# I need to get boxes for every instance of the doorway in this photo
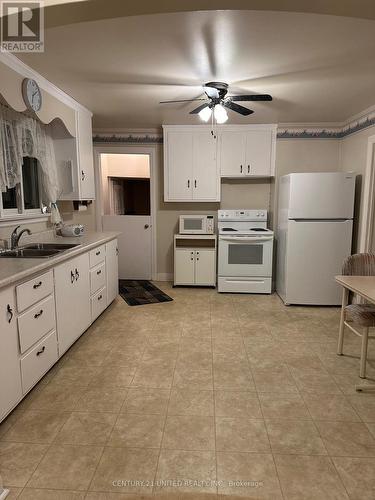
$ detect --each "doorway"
[94,147,157,280]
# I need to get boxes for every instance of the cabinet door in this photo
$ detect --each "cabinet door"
[55,253,91,355]
[219,130,246,177]
[192,131,219,201]
[106,239,119,304]
[174,249,195,285]
[165,131,193,201]
[195,249,216,286]
[77,109,95,199]
[245,129,273,176]
[0,287,22,421]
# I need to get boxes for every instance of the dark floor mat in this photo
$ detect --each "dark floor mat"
[119,280,173,306]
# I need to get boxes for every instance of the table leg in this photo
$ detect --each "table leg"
[337,287,348,355]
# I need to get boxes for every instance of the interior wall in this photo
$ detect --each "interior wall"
[339,125,375,252]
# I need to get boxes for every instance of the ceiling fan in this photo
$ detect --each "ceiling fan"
[160,81,272,123]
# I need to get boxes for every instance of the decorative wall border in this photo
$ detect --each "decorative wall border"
[93,109,375,143]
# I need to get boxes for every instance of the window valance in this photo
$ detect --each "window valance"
[0,104,60,203]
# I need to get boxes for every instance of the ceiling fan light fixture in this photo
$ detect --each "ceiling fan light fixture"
[214,104,228,124]
[198,106,212,122]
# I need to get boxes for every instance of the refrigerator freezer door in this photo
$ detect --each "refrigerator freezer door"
[285,219,353,305]
[288,172,355,220]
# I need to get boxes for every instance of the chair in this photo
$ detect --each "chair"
[337,253,375,378]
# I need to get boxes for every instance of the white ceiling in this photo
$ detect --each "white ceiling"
[18,10,375,129]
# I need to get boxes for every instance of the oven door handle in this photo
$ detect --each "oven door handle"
[219,236,273,242]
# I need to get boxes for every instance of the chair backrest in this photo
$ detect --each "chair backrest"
[342,253,375,276]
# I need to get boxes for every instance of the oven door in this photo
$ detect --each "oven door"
[218,235,273,277]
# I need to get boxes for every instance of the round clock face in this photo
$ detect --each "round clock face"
[22,78,42,112]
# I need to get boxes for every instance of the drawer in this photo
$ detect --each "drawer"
[90,262,106,295]
[91,286,107,322]
[18,295,56,354]
[16,270,54,313]
[89,245,105,268]
[21,330,58,394]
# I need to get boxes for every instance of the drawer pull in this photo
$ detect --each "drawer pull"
[71,270,75,283]
[98,294,103,301]
[34,309,43,319]
[36,346,45,356]
[96,269,102,275]
[95,250,101,256]
[7,304,13,323]
[81,170,86,181]
[75,268,80,280]
[33,281,42,289]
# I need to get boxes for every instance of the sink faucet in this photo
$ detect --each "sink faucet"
[10,226,32,250]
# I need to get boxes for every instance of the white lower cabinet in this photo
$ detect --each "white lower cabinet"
[20,330,58,394]
[174,235,217,287]
[0,238,119,423]
[0,287,22,421]
[106,238,119,304]
[54,252,91,355]
[194,249,216,285]
[175,249,196,285]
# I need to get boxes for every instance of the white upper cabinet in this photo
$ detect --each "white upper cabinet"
[219,125,277,178]
[163,126,220,202]
[165,130,193,201]
[77,108,95,200]
[55,108,95,201]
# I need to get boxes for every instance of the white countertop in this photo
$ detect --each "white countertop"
[0,231,119,289]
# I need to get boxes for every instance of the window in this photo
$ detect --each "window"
[0,157,45,217]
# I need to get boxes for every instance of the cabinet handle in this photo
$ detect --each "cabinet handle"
[75,268,80,280]
[71,271,75,283]
[36,346,45,356]
[194,179,197,188]
[96,269,102,275]
[81,170,86,181]
[116,247,119,256]
[33,281,42,289]
[95,250,100,256]
[34,309,43,319]
[7,304,13,323]
[248,165,250,174]
[98,294,103,301]
[240,165,243,173]
[187,180,190,188]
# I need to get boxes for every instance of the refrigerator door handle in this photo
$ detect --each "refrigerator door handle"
[290,219,352,223]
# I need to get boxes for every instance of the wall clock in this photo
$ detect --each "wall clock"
[22,78,42,112]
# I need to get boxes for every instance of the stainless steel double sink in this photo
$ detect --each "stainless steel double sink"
[0,242,80,258]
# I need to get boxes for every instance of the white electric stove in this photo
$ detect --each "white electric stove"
[217,209,274,293]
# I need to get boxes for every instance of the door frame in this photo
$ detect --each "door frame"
[359,134,375,253]
[93,144,157,281]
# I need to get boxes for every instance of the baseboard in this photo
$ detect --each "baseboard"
[153,273,173,282]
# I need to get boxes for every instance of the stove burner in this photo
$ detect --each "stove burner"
[222,227,237,231]
[249,227,268,232]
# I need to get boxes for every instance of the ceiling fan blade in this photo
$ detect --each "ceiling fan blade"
[229,94,273,102]
[160,98,206,104]
[190,103,210,115]
[203,86,220,99]
[224,101,253,116]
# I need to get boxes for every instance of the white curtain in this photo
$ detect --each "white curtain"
[0,104,60,203]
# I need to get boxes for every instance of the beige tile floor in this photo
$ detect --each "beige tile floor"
[1,283,375,499]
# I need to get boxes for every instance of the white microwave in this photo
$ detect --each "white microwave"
[179,215,215,234]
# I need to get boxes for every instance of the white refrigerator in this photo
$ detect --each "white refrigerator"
[276,172,355,305]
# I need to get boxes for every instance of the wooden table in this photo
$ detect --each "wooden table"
[335,275,375,392]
